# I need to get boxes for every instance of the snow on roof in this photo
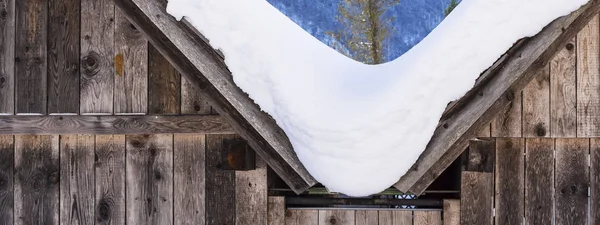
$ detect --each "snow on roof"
[166,0,587,196]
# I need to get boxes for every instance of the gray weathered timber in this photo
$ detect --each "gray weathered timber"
[355,211,378,225]
[377,211,392,225]
[205,134,236,225]
[114,11,148,115]
[60,135,95,225]
[550,39,577,137]
[577,15,600,137]
[524,138,554,225]
[286,210,318,225]
[112,0,316,193]
[555,139,589,225]
[173,134,205,225]
[460,171,493,225]
[0,0,14,114]
[48,0,80,114]
[392,211,412,225]
[95,135,125,225]
[523,65,550,137]
[443,200,460,225]
[149,45,180,115]
[0,115,233,134]
[80,0,114,114]
[267,197,285,225]
[126,134,173,225]
[15,0,47,114]
[181,76,212,115]
[0,135,13,225]
[236,158,268,225]
[494,138,524,225]
[591,138,600,225]
[466,138,495,173]
[395,1,600,194]
[318,210,355,225]
[491,92,522,137]
[414,211,441,225]
[14,135,59,225]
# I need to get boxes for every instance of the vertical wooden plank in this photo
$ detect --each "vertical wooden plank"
[414,211,442,225]
[377,211,391,225]
[477,124,491,137]
[48,0,80,114]
[443,200,460,225]
[555,138,589,225]
[181,77,212,115]
[491,92,522,137]
[14,135,59,225]
[0,0,14,114]
[460,172,493,225]
[236,157,268,225]
[205,134,236,225]
[318,210,355,225]
[267,197,285,225]
[285,210,318,225]
[591,138,600,225]
[551,39,577,137]
[80,0,114,114]
[149,45,180,115]
[392,211,412,225]
[523,65,551,137]
[126,134,173,225]
[355,211,378,225]
[494,138,524,225]
[59,135,95,225]
[15,0,47,114]
[0,135,13,225]
[577,15,600,137]
[114,12,147,115]
[524,138,554,225]
[173,134,205,225]
[466,139,495,173]
[95,135,125,225]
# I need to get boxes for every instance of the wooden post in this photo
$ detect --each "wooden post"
[495,138,524,225]
[525,138,554,224]
[461,138,494,225]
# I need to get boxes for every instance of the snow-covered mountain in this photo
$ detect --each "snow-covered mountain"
[267,0,460,62]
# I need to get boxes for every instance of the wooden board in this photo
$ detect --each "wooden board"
[318,210,355,225]
[494,138,524,225]
[524,138,554,225]
[286,210,318,225]
[555,138,589,225]
[267,197,285,225]
[95,135,126,225]
[0,0,14,114]
[443,200,460,225]
[181,76,212,115]
[126,134,173,225]
[0,135,13,225]
[392,211,412,225]
[149,45,180,115]
[414,211,441,225]
[173,134,205,225]
[48,0,80,114]
[523,65,551,137]
[80,0,114,114]
[577,15,600,137]
[15,0,47,114]
[550,39,577,137]
[466,138,495,173]
[460,171,493,225]
[356,211,378,225]
[59,135,95,225]
[236,157,268,225]
[14,135,59,225]
[591,138,600,225]
[491,92,522,137]
[205,134,236,225]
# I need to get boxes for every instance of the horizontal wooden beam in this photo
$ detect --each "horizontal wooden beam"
[394,0,600,195]
[0,115,233,134]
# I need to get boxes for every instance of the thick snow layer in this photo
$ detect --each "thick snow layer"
[167,0,587,196]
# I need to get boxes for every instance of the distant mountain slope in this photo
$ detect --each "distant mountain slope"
[267,0,460,62]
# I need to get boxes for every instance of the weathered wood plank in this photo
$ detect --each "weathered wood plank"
[414,211,441,225]
[236,157,268,225]
[460,171,493,225]
[173,134,205,225]
[494,138,524,225]
[577,15,600,137]
[14,135,59,225]
[15,0,47,114]
[206,134,236,225]
[555,138,589,225]
[551,39,577,137]
[524,138,554,225]
[285,210,318,225]
[355,211,378,225]
[114,11,148,115]
[491,92,522,137]
[59,135,95,225]
[523,65,551,137]
[149,45,180,115]
[466,138,495,173]
[267,197,285,225]
[0,0,14,114]
[0,135,13,225]
[443,200,459,225]
[48,0,80,114]
[318,210,355,225]
[181,76,212,115]
[0,115,234,135]
[392,211,412,225]
[591,138,600,225]
[396,1,600,194]
[80,0,114,114]
[95,135,125,225]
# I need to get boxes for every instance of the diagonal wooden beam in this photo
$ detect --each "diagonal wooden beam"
[112,0,316,193]
[395,0,600,195]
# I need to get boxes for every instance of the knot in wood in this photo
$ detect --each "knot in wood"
[566,43,575,51]
[48,171,60,184]
[534,123,547,137]
[329,216,337,224]
[0,9,6,18]
[97,197,113,221]
[0,76,5,88]
[82,52,100,76]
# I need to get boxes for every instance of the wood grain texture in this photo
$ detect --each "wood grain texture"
[114,11,147,114]
[318,210,355,225]
[59,135,95,225]
[267,197,285,225]
[285,210,318,225]
[523,65,551,137]
[443,200,459,225]
[236,157,268,225]
[466,138,495,173]
[356,211,378,225]
[491,92,522,137]
[14,135,59,225]
[173,134,205,225]
[413,211,441,225]
[205,134,236,225]
[15,0,47,114]
[181,76,211,115]
[525,138,554,225]
[0,115,234,135]
[555,138,589,225]
[80,0,114,114]
[48,0,80,114]
[376,211,390,225]
[461,171,493,225]
[149,45,180,115]
[494,138,524,225]
[126,134,173,225]
[0,135,13,225]
[578,15,600,137]
[591,138,600,225]
[392,211,412,225]
[95,135,125,225]
[551,39,577,137]
[0,0,14,114]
